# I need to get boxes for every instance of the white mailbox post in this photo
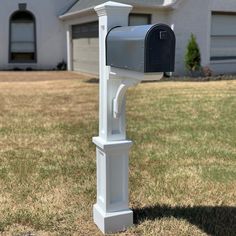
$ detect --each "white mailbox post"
[93,1,136,234]
[93,1,175,234]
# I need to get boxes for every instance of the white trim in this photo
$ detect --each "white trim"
[93,137,132,152]
[59,7,95,21]
[66,25,72,71]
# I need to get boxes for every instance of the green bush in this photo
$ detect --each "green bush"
[185,34,201,73]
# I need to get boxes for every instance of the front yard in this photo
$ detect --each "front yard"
[0,72,235,235]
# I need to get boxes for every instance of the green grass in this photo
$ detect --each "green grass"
[0,73,235,235]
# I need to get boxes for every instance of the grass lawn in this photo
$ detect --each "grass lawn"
[0,72,235,235]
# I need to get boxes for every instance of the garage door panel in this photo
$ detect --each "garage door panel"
[211,13,236,60]
[73,38,98,49]
[72,22,99,75]
[211,47,236,58]
[73,38,99,44]
[212,14,236,35]
[73,50,98,60]
[73,40,98,58]
[72,38,99,74]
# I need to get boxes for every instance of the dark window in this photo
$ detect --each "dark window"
[9,10,36,63]
[129,14,151,26]
[72,21,99,39]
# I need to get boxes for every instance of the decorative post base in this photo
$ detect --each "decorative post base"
[92,137,133,234]
[93,204,133,234]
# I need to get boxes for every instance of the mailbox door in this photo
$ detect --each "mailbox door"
[145,25,175,73]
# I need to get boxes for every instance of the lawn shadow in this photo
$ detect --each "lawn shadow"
[134,204,236,236]
[84,78,99,84]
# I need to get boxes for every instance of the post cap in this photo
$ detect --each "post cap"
[94,1,133,16]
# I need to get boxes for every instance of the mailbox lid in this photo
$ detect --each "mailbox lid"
[106,25,154,72]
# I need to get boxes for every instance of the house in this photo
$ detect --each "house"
[61,0,236,76]
[1,0,236,75]
[0,0,78,70]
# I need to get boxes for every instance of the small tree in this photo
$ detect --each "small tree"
[185,34,201,74]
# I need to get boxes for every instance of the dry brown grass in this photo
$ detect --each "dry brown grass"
[0,72,235,235]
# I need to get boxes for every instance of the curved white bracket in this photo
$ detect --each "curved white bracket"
[113,78,139,118]
[110,67,164,119]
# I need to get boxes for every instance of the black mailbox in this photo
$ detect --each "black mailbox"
[106,24,175,73]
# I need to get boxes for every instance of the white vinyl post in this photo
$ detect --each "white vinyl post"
[66,25,72,71]
[93,1,133,234]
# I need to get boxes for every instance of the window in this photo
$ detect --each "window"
[211,12,236,61]
[72,21,99,39]
[129,14,151,26]
[9,10,36,62]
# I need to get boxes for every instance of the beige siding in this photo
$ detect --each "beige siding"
[72,38,99,75]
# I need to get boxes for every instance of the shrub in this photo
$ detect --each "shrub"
[202,66,213,77]
[57,60,67,70]
[185,34,201,74]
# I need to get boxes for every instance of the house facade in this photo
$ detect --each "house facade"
[1,0,236,75]
[61,0,236,76]
[0,0,75,70]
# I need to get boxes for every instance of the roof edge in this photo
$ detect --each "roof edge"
[163,0,182,8]
[59,0,183,21]
[59,7,94,21]
[60,0,80,16]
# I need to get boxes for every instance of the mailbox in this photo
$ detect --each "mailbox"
[106,24,175,73]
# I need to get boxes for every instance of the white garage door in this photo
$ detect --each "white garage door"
[211,13,236,60]
[72,21,99,75]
